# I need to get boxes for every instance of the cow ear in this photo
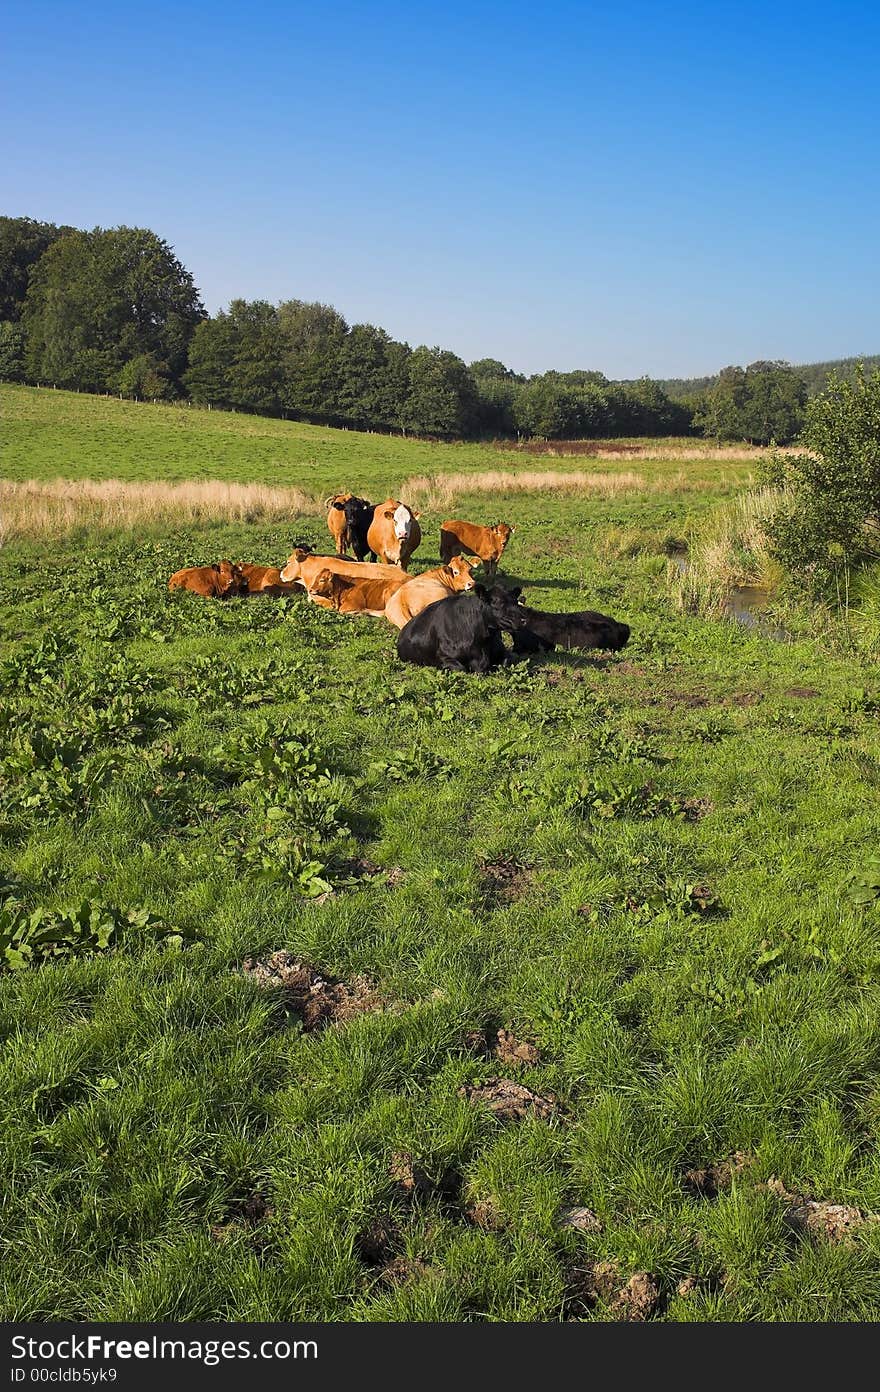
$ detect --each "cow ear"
[294,547,310,561]
[332,500,345,510]
[212,563,221,573]
[413,510,421,519]
[467,556,481,567]
[510,586,522,598]
[384,509,394,519]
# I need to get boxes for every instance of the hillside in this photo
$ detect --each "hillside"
[653,354,880,401]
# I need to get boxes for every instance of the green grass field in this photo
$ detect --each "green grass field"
[3,386,880,1322]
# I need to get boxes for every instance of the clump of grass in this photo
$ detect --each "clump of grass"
[0,479,317,542]
[598,526,687,560]
[670,487,786,614]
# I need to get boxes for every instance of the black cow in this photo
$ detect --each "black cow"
[342,496,376,561]
[397,588,508,672]
[487,586,630,652]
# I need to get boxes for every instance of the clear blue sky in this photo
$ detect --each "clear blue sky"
[3,0,879,378]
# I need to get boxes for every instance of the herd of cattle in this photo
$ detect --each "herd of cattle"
[167,493,630,672]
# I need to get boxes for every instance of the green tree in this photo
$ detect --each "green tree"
[513,373,583,438]
[405,346,478,436]
[278,300,347,418]
[116,352,174,400]
[22,226,204,392]
[0,216,74,322]
[695,362,805,443]
[0,321,26,380]
[765,365,880,597]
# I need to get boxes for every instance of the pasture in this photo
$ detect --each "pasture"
[3,386,880,1321]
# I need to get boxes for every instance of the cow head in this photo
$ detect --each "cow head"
[343,496,373,529]
[441,555,479,591]
[279,546,314,584]
[214,559,247,597]
[492,523,515,549]
[307,567,345,607]
[486,585,532,633]
[328,492,353,510]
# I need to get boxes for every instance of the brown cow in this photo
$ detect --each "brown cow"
[367,499,422,569]
[237,563,300,597]
[168,560,248,598]
[280,548,405,591]
[326,493,354,555]
[440,519,515,580]
[383,556,479,629]
[307,567,408,616]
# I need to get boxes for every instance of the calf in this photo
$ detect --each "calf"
[397,588,508,673]
[168,561,247,598]
[487,586,630,652]
[383,556,479,629]
[367,499,422,569]
[307,567,408,616]
[326,493,354,555]
[440,519,515,580]
[280,548,405,591]
[237,563,300,597]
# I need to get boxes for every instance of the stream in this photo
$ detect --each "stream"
[670,555,789,641]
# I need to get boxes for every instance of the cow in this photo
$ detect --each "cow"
[306,567,408,616]
[383,556,480,629]
[486,586,630,652]
[236,563,300,597]
[326,493,354,555]
[341,495,376,561]
[168,561,248,598]
[280,547,405,592]
[440,519,515,580]
[397,587,508,673]
[367,499,422,569]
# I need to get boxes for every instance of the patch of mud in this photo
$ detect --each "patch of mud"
[727,691,764,708]
[684,1151,753,1199]
[492,1027,541,1067]
[659,690,713,709]
[564,1261,660,1321]
[767,1177,878,1243]
[210,1190,273,1244]
[355,1214,401,1266]
[680,796,714,822]
[389,1151,461,1202]
[785,687,820,699]
[458,1077,557,1122]
[379,1255,433,1285]
[465,1196,505,1231]
[612,661,646,676]
[676,1275,702,1299]
[556,1206,603,1234]
[334,857,406,888]
[241,951,381,1031]
[477,856,533,909]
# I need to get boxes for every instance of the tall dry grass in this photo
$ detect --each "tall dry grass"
[670,486,786,614]
[0,479,317,543]
[399,468,717,511]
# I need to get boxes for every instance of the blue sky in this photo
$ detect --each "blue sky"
[3,0,879,377]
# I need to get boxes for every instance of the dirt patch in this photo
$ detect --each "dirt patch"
[680,796,714,822]
[492,1027,541,1067]
[458,1077,557,1122]
[379,1255,433,1285]
[684,1151,753,1198]
[564,1261,659,1320]
[389,1151,461,1202]
[612,660,646,676]
[727,691,764,707]
[334,856,406,887]
[477,856,533,909]
[355,1214,401,1266]
[785,687,820,699]
[210,1190,272,1244]
[556,1206,602,1234]
[241,951,381,1031]
[465,1196,505,1231]
[767,1177,878,1243]
[660,690,713,709]
[676,1275,702,1299]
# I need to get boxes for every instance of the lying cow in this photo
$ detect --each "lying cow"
[326,493,354,555]
[367,499,421,569]
[307,567,408,616]
[237,563,300,597]
[397,587,507,673]
[487,586,630,651]
[280,547,405,592]
[383,556,479,629]
[168,561,248,598]
[440,519,515,580]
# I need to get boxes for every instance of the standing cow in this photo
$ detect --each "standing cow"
[326,493,354,555]
[440,519,515,580]
[367,499,422,569]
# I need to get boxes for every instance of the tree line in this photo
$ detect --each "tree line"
[0,214,845,444]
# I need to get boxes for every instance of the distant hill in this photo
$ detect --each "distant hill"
[647,355,880,401]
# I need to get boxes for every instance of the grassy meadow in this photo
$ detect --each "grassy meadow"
[3,385,880,1322]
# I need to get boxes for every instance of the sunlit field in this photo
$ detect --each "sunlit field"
[3,387,880,1322]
